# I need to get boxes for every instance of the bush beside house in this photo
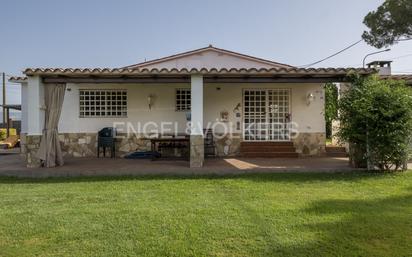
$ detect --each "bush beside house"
[338,74,412,171]
[0,130,5,141]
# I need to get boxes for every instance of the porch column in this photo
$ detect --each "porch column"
[20,82,29,135]
[25,76,45,167]
[27,76,45,136]
[190,74,204,168]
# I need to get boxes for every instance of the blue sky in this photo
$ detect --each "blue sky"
[1,0,411,105]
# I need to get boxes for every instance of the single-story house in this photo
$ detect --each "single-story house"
[10,45,374,168]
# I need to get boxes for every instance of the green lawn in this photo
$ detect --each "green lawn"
[0,172,411,257]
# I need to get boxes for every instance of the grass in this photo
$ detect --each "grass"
[0,172,411,257]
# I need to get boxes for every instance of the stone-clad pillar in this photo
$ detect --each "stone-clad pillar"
[190,75,204,168]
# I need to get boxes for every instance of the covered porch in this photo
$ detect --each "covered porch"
[14,67,373,168]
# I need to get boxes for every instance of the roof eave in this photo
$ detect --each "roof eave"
[8,76,27,83]
[23,67,376,77]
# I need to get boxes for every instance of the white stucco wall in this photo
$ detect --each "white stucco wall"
[138,50,277,70]
[190,75,204,135]
[203,83,325,134]
[27,76,45,135]
[59,83,190,134]
[58,83,325,135]
[20,82,28,134]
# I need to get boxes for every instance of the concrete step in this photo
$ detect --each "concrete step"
[240,146,297,153]
[240,142,298,157]
[241,141,294,147]
[241,152,299,158]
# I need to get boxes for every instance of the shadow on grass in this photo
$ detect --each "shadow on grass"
[0,170,410,256]
[265,190,412,256]
[0,171,407,184]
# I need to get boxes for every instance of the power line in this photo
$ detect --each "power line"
[390,53,412,60]
[346,53,412,67]
[298,36,411,68]
[298,39,363,68]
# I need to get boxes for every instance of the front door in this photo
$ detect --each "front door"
[243,89,291,141]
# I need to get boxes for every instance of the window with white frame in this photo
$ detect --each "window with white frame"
[79,89,127,117]
[175,88,191,111]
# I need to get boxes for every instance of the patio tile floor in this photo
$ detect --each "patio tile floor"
[0,153,364,178]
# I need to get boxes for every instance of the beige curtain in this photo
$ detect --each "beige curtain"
[37,84,66,167]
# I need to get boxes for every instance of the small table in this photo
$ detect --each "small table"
[150,137,190,161]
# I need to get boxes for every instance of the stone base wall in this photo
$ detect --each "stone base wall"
[20,133,27,156]
[24,132,325,167]
[59,133,152,158]
[214,133,241,157]
[26,132,241,163]
[25,135,42,168]
[59,132,242,158]
[292,132,326,156]
[59,133,97,157]
[190,135,204,168]
[213,133,326,157]
[116,134,152,156]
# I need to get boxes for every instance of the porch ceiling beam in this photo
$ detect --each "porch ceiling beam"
[204,76,347,83]
[43,76,192,84]
[42,76,348,84]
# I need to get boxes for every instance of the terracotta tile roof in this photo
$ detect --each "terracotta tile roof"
[23,67,375,76]
[380,74,412,82]
[8,76,27,83]
[16,69,412,85]
[0,104,21,111]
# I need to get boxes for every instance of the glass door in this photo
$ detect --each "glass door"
[267,89,290,141]
[243,89,290,141]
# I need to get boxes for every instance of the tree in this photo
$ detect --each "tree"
[362,0,412,48]
[338,74,412,171]
[324,83,338,139]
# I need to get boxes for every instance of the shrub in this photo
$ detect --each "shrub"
[338,74,412,171]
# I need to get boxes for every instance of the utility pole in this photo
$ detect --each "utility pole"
[2,72,5,125]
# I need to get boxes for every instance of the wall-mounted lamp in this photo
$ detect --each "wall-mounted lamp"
[147,94,155,110]
[307,92,315,106]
